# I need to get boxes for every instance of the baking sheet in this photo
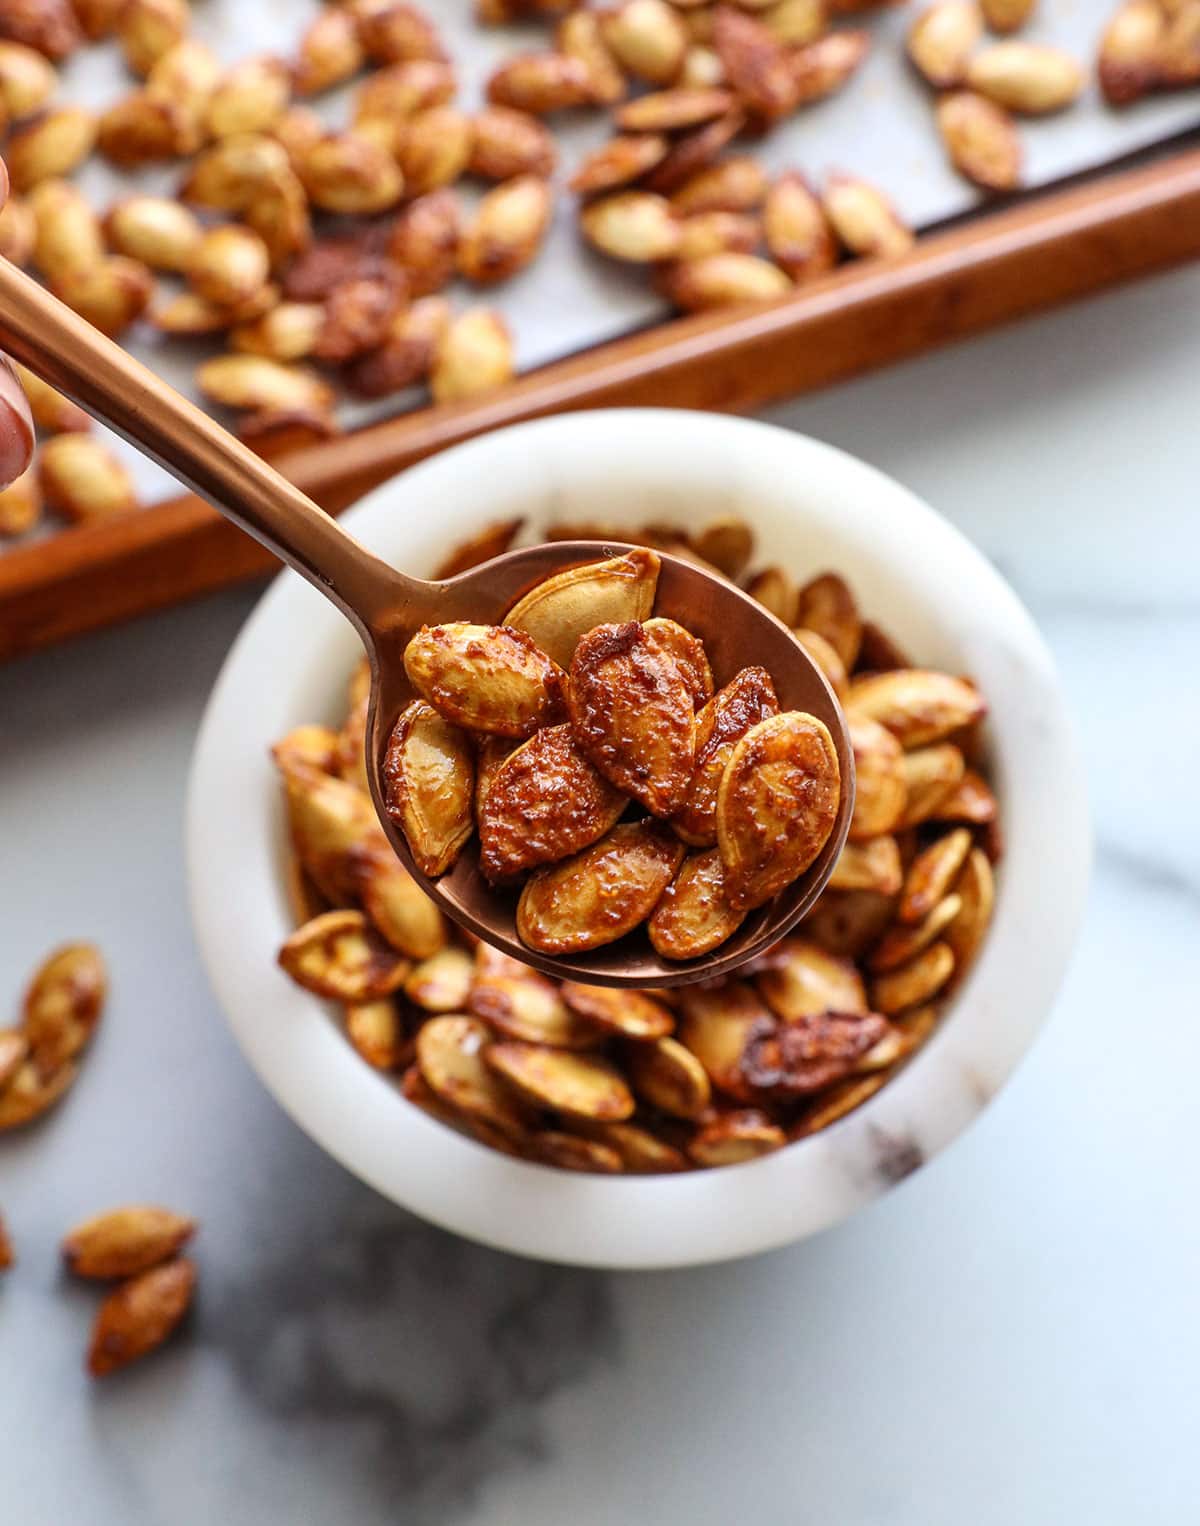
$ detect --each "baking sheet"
[23,0,1200,510]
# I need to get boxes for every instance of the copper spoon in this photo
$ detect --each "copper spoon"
[0,258,854,987]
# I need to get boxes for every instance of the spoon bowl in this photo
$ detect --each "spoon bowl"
[0,256,851,984]
[365,537,854,986]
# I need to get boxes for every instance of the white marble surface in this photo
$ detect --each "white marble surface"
[3,264,1199,1522]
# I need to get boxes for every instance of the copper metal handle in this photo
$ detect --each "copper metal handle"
[0,257,412,642]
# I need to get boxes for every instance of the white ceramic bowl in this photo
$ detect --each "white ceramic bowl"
[187,409,1089,1270]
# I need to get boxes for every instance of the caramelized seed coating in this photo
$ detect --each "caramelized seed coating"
[716,710,841,911]
[479,723,627,883]
[383,701,475,877]
[672,664,779,845]
[517,820,684,954]
[648,846,747,960]
[404,622,564,738]
[568,620,697,816]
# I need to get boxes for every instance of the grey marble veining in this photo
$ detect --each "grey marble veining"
[4,264,1200,1524]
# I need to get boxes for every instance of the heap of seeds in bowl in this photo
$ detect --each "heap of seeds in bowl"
[273,512,999,1174]
[383,547,843,958]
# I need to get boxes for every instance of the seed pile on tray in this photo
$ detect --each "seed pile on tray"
[381,549,843,958]
[273,512,1001,1173]
[0,0,1102,541]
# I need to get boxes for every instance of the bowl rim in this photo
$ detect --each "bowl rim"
[186,407,1091,1270]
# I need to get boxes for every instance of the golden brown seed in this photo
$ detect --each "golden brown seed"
[899,827,973,924]
[897,743,966,827]
[693,514,754,578]
[763,172,837,283]
[187,225,271,307]
[717,710,841,911]
[790,28,871,103]
[688,1110,786,1167]
[712,3,800,119]
[396,106,474,197]
[643,617,714,705]
[479,724,627,883]
[388,189,460,298]
[937,90,1022,191]
[763,0,828,45]
[748,563,802,619]
[870,892,963,972]
[802,886,898,959]
[470,106,557,181]
[670,154,768,214]
[344,999,408,1070]
[293,8,364,96]
[823,174,914,259]
[118,0,188,78]
[470,956,599,1049]
[568,620,697,816]
[404,621,564,738]
[415,1015,530,1134]
[404,945,474,1013]
[0,192,35,265]
[6,106,96,191]
[0,0,81,59]
[278,763,383,903]
[756,935,865,1019]
[22,941,106,1074]
[661,251,792,310]
[87,1259,196,1378]
[383,700,475,877]
[1098,0,1164,105]
[180,133,293,211]
[1,1029,31,1090]
[944,844,994,980]
[430,308,514,403]
[63,1207,196,1281]
[649,847,748,960]
[486,1043,636,1121]
[506,549,660,670]
[15,364,88,432]
[104,196,201,272]
[0,1059,79,1131]
[676,981,772,1100]
[151,287,273,337]
[145,38,220,154]
[870,940,955,1014]
[300,133,405,215]
[580,190,681,262]
[532,1131,623,1172]
[980,0,1035,32]
[206,56,291,140]
[965,41,1083,113]
[673,665,780,846]
[569,134,669,195]
[278,909,410,1001]
[907,0,984,88]
[58,253,151,337]
[560,982,675,1040]
[96,90,182,167]
[828,834,903,895]
[789,1072,887,1137]
[486,50,595,114]
[28,179,103,282]
[846,669,987,747]
[796,570,861,669]
[352,58,455,141]
[231,301,323,361]
[38,434,138,522]
[628,1034,713,1118]
[571,1119,688,1173]
[556,9,626,104]
[272,724,340,779]
[345,292,450,398]
[354,0,448,67]
[602,0,688,85]
[848,717,908,841]
[0,465,41,536]
[517,820,685,955]
[0,38,57,117]
[793,628,848,700]
[196,355,333,414]
[615,85,734,131]
[458,173,553,285]
[933,768,997,824]
[359,857,447,959]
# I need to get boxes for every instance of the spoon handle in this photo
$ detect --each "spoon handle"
[0,257,413,643]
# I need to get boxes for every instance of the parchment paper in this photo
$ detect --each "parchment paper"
[33,0,1200,507]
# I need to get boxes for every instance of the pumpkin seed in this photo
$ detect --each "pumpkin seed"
[907,0,983,88]
[383,700,475,878]
[359,855,447,959]
[405,621,564,738]
[828,835,903,895]
[756,936,866,1021]
[404,945,474,1012]
[345,999,410,1070]
[898,827,973,923]
[560,981,675,1040]
[870,940,955,1014]
[688,1109,786,1167]
[648,847,747,960]
[626,1034,712,1117]
[63,1206,196,1280]
[505,548,660,669]
[469,964,599,1048]
[846,669,987,747]
[945,846,995,981]
[870,892,963,972]
[485,1042,635,1119]
[673,665,779,846]
[278,910,410,1001]
[87,1259,196,1378]
[677,980,773,1100]
[22,941,106,1075]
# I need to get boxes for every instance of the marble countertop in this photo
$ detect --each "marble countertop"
[3,264,1198,1525]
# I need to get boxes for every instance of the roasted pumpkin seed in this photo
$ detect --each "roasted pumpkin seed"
[898,827,973,923]
[278,910,410,1001]
[673,665,779,846]
[62,1206,196,1281]
[688,1110,786,1167]
[383,700,475,877]
[87,1259,196,1378]
[486,1042,635,1119]
[648,847,747,960]
[505,548,660,669]
[560,981,675,1040]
